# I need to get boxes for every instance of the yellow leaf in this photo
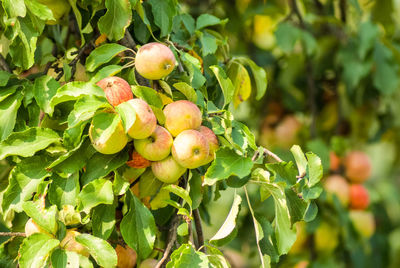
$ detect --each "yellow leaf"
[228,62,252,108]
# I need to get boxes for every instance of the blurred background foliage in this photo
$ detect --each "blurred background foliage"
[181,0,400,267]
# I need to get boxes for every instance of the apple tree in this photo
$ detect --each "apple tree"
[0,0,324,267]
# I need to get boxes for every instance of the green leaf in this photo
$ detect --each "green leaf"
[48,173,80,209]
[98,0,132,41]
[358,20,379,59]
[131,85,163,108]
[2,155,52,214]
[265,162,297,186]
[188,170,202,210]
[51,249,80,268]
[2,0,26,18]
[33,75,60,115]
[204,245,231,268]
[75,234,117,268]
[290,145,307,177]
[199,32,218,56]
[209,65,235,107]
[113,171,130,196]
[196,14,227,30]
[78,178,114,213]
[24,0,55,21]
[0,85,18,103]
[210,193,241,243]
[158,80,173,96]
[22,202,58,235]
[167,244,209,268]
[86,44,127,72]
[68,95,110,128]
[204,148,253,185]
[177,222,189,236]
[275,23,301,53]
[0,93,23,141]
[0,71,13,87]
[373,41,399,95]
[139,170,163,198]
[162,184,192,209]
[305,152,323,187]
[115,101,137,133]
[148,0,177,37]
[19,233,59,268]
[49,82,106,116]
[0,127,60,160]
[120,191,156,259]
[285,188,307,226]
[235,57,267,100]
[173,82,197,103]
[90,65,124,83]
[92,202,116,240]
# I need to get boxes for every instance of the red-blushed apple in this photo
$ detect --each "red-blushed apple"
[25,218,49,237]
[89,112,128,154]
[116,244,137,268]
[152,156,187,183]
[349,210,375,238]
[135,43,176,80]
[314,221,339,252]
[123,99,157,139]
[126,151,151,169]
[323,175,350,206]
[134,125,173,161]
[345,151,372,183]
[163,100,202,137]
[198,126,219,164]
[329,151,341,171]
[172,129,209,169]
[96,76,133,106]
[139,259,158,268]
[349,184,370,210]
[60,230,90,257]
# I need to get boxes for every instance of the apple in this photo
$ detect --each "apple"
[116,244,137,268]
[314,221,339,252]
[172,130,209,169]
[134,125,173,161]
[349,184,370,210]
[349,210,375,238]
[323,175,350,206]
[37,0,70,24]
[344,151,371,183]
[139,259,158,268]
[163,100,202,137]
[60,230,90,257]
[274,115,301,147]
[135,43,176,80]
[197,126,219,164]
[96,76,133,107]
[152,156,187,183]
[126,151,151,169]
[25,218,48,237]
[89,112,128,154]
[123,99,157,139]
[329,151,341,171]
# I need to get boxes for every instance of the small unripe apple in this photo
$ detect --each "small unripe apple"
[172,130,209,169]
[25,218,48,237]
[96,76,133,107]
[134,125,173,161]
[163,100,202,137]
[89,112,128,154]
[123,99,157,139]
[60,230,90,257]
[116,244,137,268]
[135,43,176,80]
[344,151,371,183]
[329,151,341,171]
[349,184,370,210]
[349,210,375,238]
[152,156,187,183]
[139,259,158,268]
[126,151,151,169]
[324,175,350,206]
[314,221,339,252]
[37,0,70,24]
[197,126,219,164]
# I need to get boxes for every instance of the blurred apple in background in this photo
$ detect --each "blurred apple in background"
[345,151,372,183]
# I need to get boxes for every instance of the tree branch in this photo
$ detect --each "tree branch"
[0,232,26,237]
[69,40,94,82]
[155,214,180,268]
[0,54,11,73]
[193,209,205,253]
[263,148,283,163]
[339,0,347,23]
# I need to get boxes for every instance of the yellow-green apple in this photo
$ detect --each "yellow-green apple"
[60,230,90,257]
[197,126,219,164]
[163,100,202,137]
[37,0,70,24]
[116,244,137,268]
[123,99,156,139]
[134,125,173,161]
[329,151,341,171]
[139,259,158,268]
[323,175,350,206]
[345,151,371,183]
[314,221,339,252]
[25,218,49,237]
[126,151,151,169]
[89,112,128,154]
[172,130,209,169]
[96,76,133,107]
[349,184,370,210]
[349,210,375,238]
[152,156,187,183]
[135,43,176,80]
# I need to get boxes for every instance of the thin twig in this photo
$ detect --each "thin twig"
[339,0,347,23]
[155,214,180,268]
[0,54,11,73]
[0,232,26,237]
[263,148,283,162]
[69,41,94,81]
[193,209,205,253]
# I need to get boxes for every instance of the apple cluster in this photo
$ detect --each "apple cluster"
[324,150,375,238]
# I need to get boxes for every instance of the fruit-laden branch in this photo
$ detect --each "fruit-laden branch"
[0,232,26,237]
[193,209,205,253]
[0,54,11,73]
